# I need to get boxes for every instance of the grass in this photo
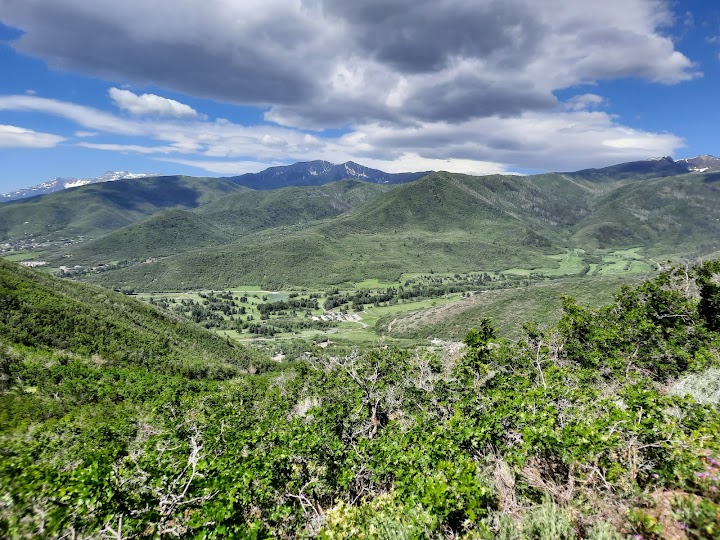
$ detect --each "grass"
[378,273,651,340]
[1,251,41,262]
[504,249,587,276]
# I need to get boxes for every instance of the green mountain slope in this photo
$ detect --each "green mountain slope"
[571,172,720,253]
[379,274,649,340]
[0,258,269,376]
[8,166,720,292]
[56,179,395,265]
[325,172,593,235]
[82,172,594,290]
[195,178,396,233]
[0,175,243,243]
[69,209,233,262]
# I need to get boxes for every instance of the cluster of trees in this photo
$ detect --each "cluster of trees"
[323,273,537,312]
[2,261,720,538]
[149,292,326,335]
[257,298,319,317]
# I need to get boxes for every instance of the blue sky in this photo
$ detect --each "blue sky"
[0,0,718,192]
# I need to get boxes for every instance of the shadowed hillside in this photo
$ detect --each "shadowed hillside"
[0,175,243,242]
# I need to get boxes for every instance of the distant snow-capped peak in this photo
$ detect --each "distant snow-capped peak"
[2,171,160,202]
[676,155,720,173]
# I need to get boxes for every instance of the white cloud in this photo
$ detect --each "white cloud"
[564,94,607,112]
[108,87,200,118]
[74,130,98,137]
[155,158,287,175]
[0,124,65,148]
[329,112,684,172]
[76,142,179,154]
[346,154,510,176]
[0,95,143,135]
[0,0,699,129]
[0,94,685,174]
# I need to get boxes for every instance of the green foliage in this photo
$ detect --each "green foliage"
[557,265,712,381]
[2,262,720,538]
[674,497,720,539]
[697,261,720,331]
[320,493,435,539]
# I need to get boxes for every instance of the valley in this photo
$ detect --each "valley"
[3,157,720,538]
[132,248,654,357]
[3,158,719,353]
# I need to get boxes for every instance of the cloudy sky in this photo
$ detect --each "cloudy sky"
[0,0,719,190]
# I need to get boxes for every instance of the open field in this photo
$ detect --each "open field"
[1,251,42,262]
[377,273,650,340]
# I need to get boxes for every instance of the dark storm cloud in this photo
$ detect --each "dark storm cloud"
[403,75,557,122]
[1,0,320,105]
[323,0,543,73]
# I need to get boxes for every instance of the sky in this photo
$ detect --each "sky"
[0,0,719,192]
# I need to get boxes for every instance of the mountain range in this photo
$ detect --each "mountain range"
[4,155,718,202]
[1,161,428,202]
[1,155,720,290]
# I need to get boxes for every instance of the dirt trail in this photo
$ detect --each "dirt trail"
[387,318,398,332]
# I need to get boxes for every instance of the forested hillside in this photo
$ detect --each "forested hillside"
[69,180,395,264]
[3,164,720,293]
[2,260,720,538]
[73,170,720,291]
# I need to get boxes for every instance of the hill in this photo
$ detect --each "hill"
[69,209,234,262]
[378,274,649,340]
[0,175,243,244]
[195,178,395,233]
[0,258,269,377]
[225,160,429,189]
[77,168,720,291]
[78,172,594,290]
[570,172,720,254]
[5,159,720,292]
[61,179,395,265]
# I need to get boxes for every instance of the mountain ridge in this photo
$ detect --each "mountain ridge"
[4,155,717,202]
[223,160,431,189]
[1,171,161,202]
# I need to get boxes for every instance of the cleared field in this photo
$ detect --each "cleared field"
[377,273,650,340]
[1,251,42,262]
